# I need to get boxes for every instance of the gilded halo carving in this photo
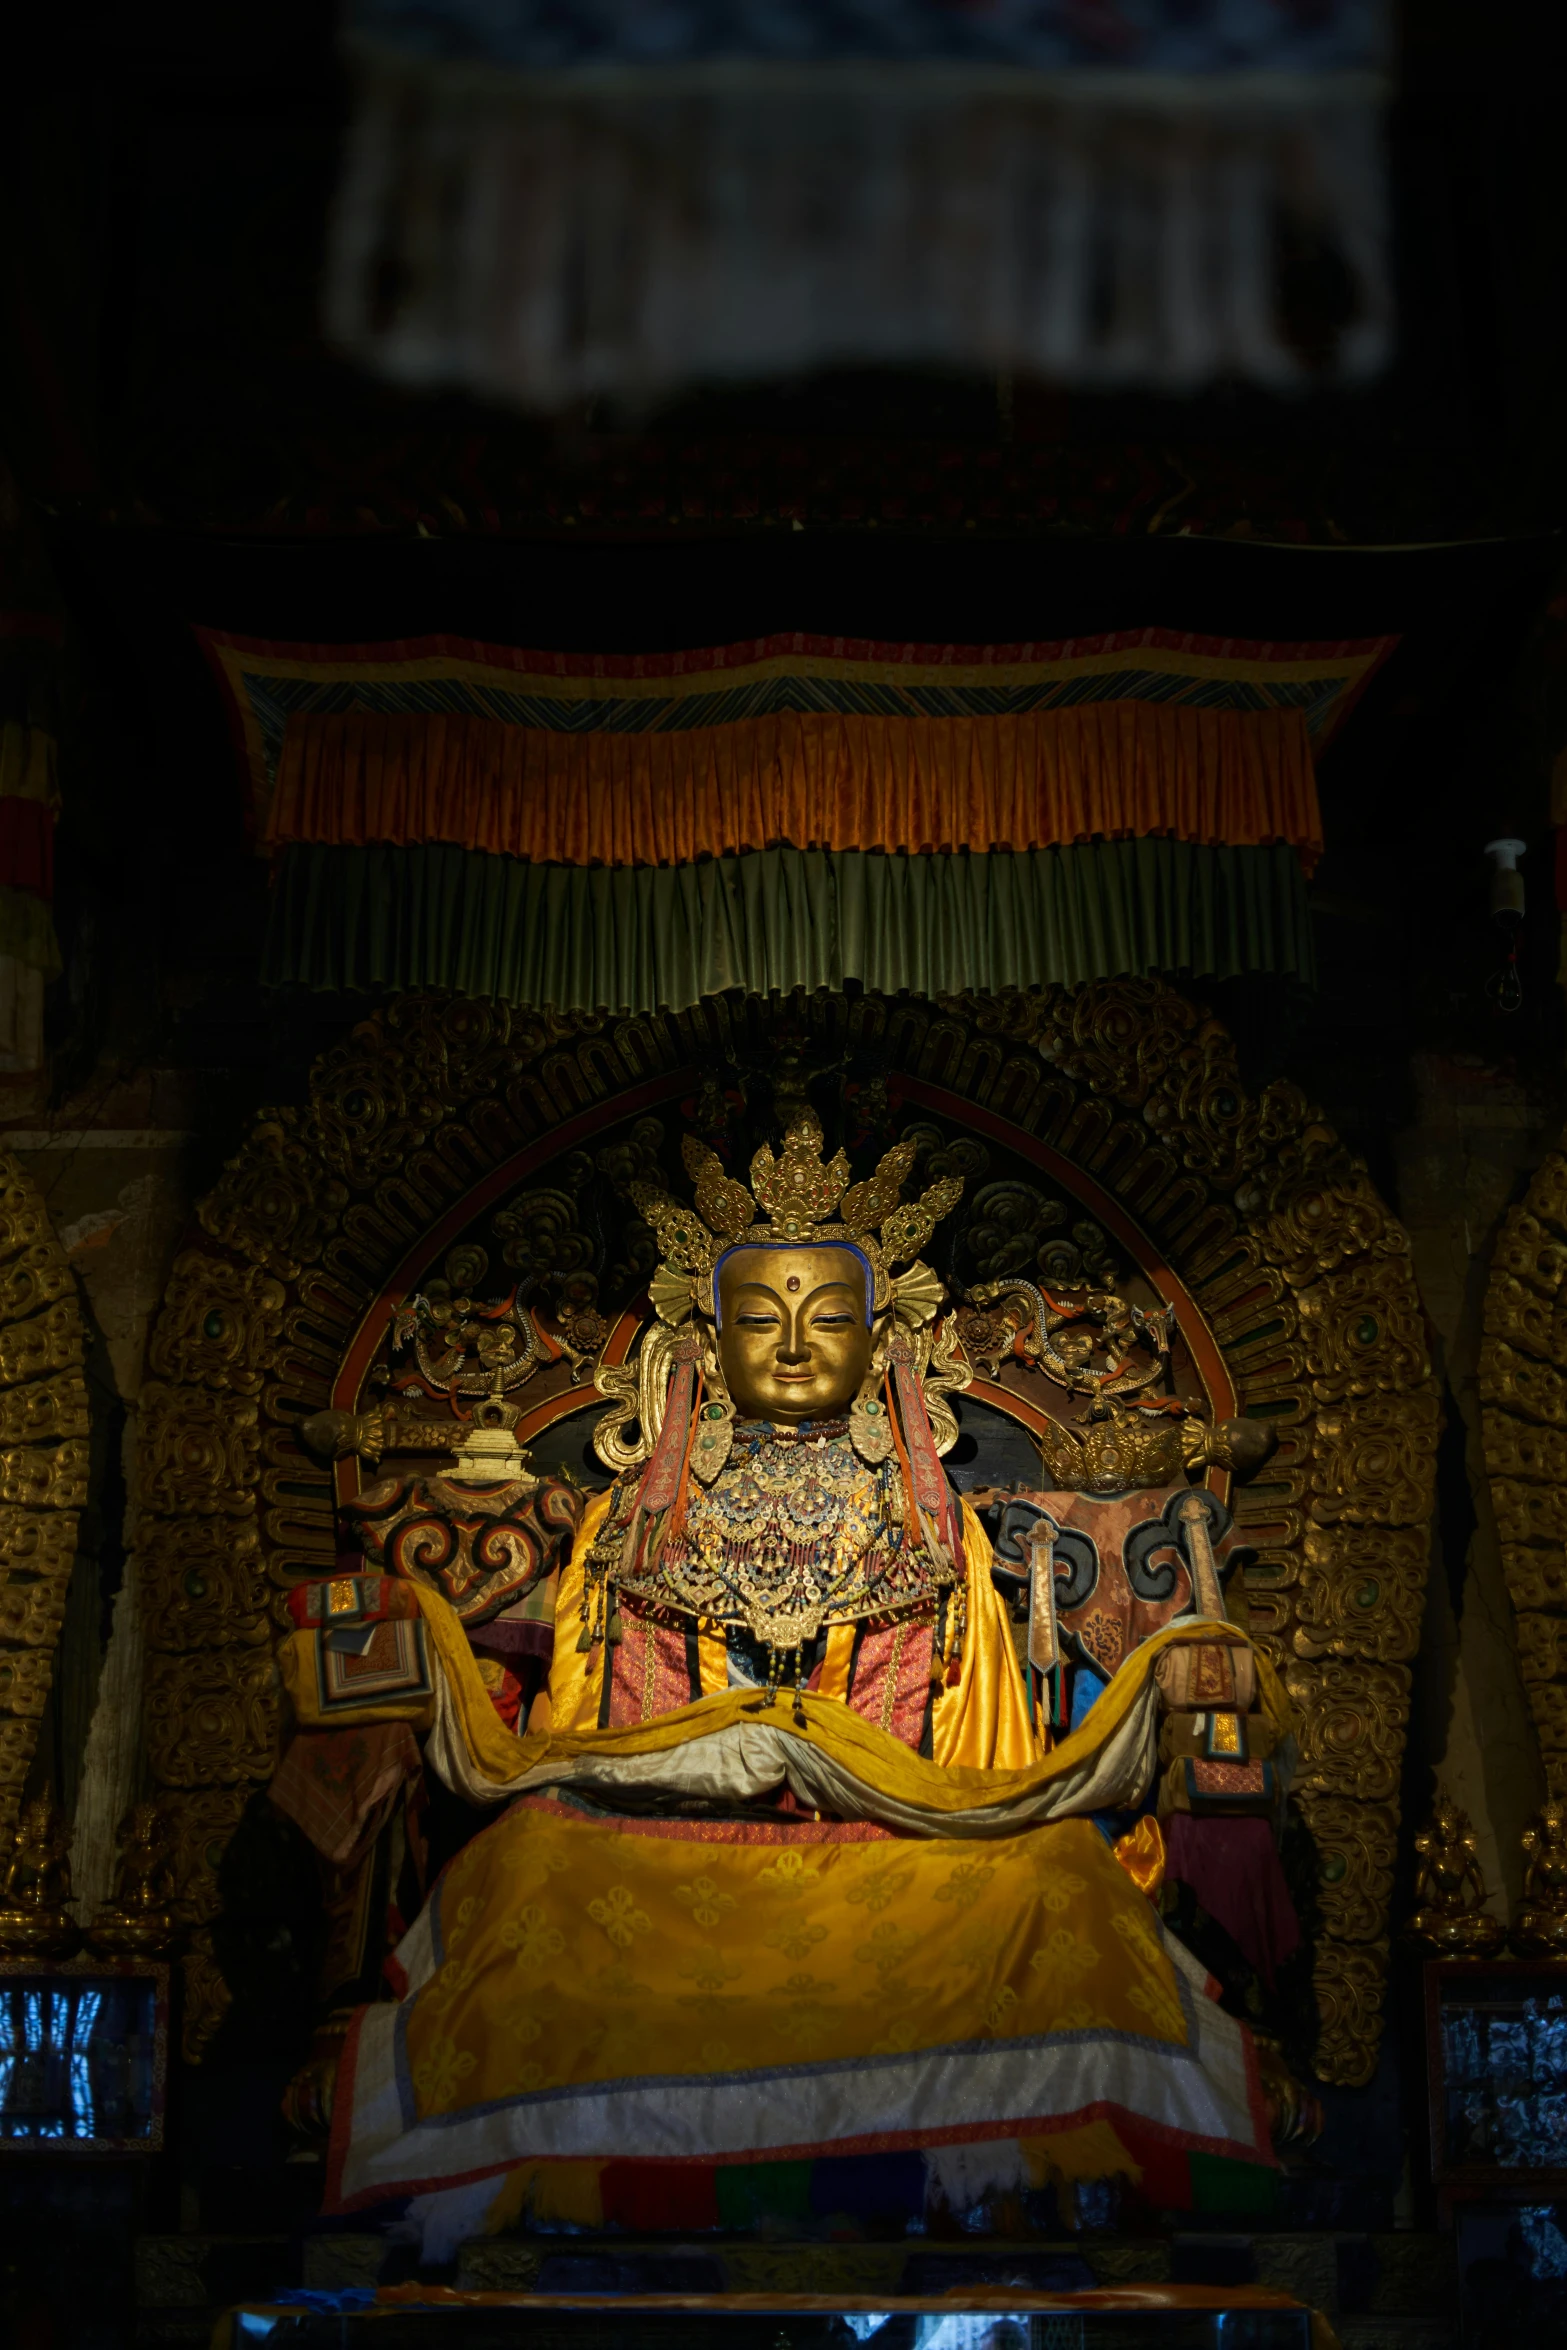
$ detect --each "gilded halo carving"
[134,984,1439,2081]
[1480,1141,1567,1798]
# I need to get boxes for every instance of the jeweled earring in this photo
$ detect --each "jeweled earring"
[850,1358,894,1465]
[691,1349,736,1483]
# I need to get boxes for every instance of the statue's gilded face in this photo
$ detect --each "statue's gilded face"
[715,1245,874,1425]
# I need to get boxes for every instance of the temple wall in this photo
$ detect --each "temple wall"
[1395,1052,1553,1911]
[9,1107,190,1912]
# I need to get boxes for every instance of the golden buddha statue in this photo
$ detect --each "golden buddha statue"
[0,1794,79,1958]
[308,1112,1290,2240]
[1405,1791,1505,1958]
[1510,1798,1567,1960]
[566,1118,981,1748]
[86,1803,179,1959]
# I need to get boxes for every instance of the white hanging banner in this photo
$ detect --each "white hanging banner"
[326,2,1393,407]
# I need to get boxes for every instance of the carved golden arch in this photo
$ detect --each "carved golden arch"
[1480,1141,1567,1793]
[136,984,1439,2080]
[0,1150,93,1837]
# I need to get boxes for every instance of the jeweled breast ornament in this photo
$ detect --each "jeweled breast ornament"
[585,1110,971,1692]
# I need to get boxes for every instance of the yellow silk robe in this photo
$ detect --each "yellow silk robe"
[327,1490,1280,2214]
[543,1489,1039,1768]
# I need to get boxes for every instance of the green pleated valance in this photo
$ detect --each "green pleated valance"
[263,838,1314,1013]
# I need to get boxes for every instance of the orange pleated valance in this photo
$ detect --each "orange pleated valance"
[268,704,1324,873]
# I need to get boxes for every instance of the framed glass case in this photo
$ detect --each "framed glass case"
[0,1958,169,2153]
[1426,1960,1567,2217]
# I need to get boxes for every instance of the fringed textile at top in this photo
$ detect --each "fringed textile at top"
[263,836,1317,1013]
[200,624,1393,852]
[269,702,1325,872]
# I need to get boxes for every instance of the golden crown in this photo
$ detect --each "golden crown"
[631,1109,963,1324]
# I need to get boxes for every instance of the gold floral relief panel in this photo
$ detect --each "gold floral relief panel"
[148,1251,288,1394]
[1481,1137,1567,1793]
[1294,1793,1397,1944]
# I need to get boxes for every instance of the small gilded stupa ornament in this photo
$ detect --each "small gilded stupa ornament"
[446,1383,534,1487]
[1404,1788,1505,1958]
[1509,1797,1567,1962]
[0,1793,81,1959]
[86,1803,179,1960]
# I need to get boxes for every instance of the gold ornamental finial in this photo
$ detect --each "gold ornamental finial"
[962,1279,1174,1402]
[955,1277,1278,1497]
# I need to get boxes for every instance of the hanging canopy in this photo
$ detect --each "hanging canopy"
[200,624,1393,1013]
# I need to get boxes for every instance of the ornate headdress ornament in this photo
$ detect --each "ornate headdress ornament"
[630,1110,962,1327]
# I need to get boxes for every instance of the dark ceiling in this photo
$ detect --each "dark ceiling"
[4,2,1567,1196]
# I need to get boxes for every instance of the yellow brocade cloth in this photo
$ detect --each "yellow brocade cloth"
[329,1793,1268,2209]
[326,1497,1281,2212]
[402,1496,1288,1840]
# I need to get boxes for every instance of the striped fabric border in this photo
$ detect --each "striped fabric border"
[200,626,1395,849]
[0,722,58,910]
